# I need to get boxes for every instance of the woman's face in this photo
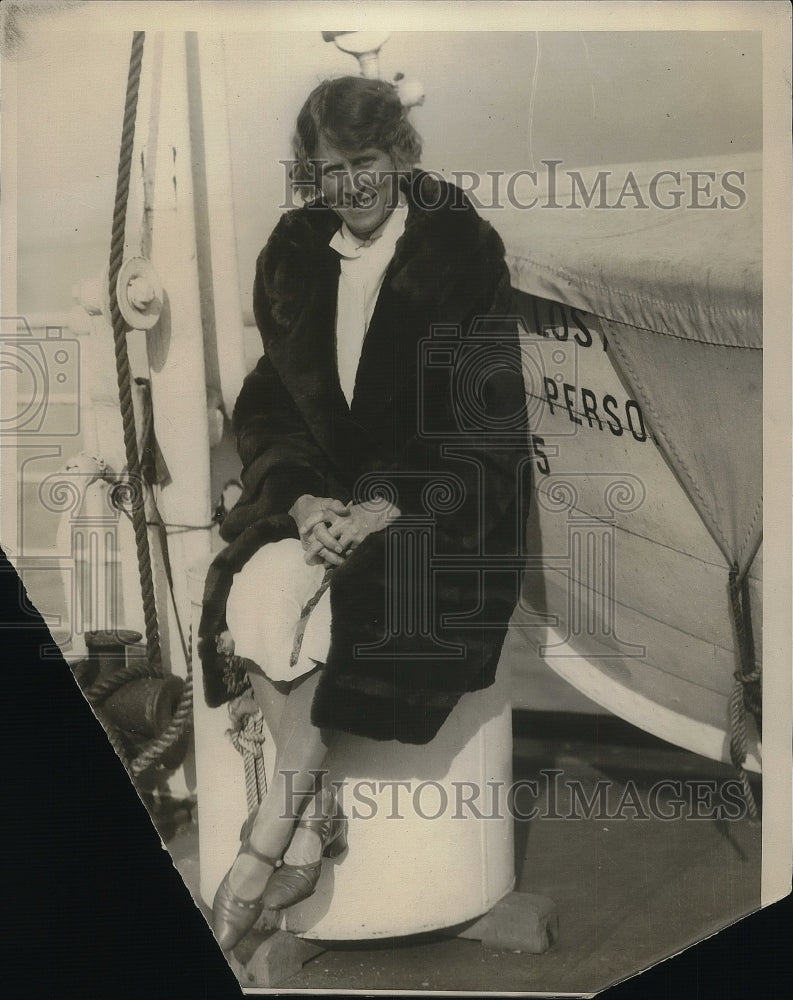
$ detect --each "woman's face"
[315,135,400,240]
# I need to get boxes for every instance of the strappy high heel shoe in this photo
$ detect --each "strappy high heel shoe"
[260,804,348,911]
[212,834,283,952]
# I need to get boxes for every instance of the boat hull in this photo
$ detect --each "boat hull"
[505,289,761,771]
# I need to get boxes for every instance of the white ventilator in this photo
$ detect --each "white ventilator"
[189,559,515,937]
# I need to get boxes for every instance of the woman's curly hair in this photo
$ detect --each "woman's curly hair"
[290,76,422,200]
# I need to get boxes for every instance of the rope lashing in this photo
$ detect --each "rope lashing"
[727,562,762,820]
[107,29,162,677]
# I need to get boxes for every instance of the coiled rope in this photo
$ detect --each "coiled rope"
[727,562,762,820]
[82,635,194,777]
[84,660,160,770]
[130,634,194,777]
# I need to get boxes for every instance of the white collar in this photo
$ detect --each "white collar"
[329,198,408,260]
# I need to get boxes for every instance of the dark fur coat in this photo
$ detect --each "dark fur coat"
[199,172,530,744]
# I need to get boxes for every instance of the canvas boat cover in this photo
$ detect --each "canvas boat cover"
[483,153,762,578]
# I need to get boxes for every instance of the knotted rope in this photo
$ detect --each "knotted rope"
[228,708,269,813]
[225,571,334,812]
[727,562,762,820]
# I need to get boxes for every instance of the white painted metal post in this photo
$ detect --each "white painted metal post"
[136,32,213,686]
[192,32,247,420]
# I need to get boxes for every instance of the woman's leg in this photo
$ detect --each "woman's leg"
[219,539,335,902]
[248,670,290,738]
[226,667,336,898]
[214,543,336,946]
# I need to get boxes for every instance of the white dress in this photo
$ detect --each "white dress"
[225,537,332,682]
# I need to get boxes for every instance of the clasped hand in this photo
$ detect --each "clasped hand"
[289,494,400,567]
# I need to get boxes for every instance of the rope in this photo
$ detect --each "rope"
[79,662,138,769]
[147,521,216,533]
[218,571,337,809]
[254,752,267,810]
[229,712,267,756]
[78,631,195,779]
[289,568,333,668]
[106,376,193,674]
[242,749,259,814]
[126,516,196,776]
[738,570,761,729]
[130,645,194,777]
[727,563,762,820]
[84,661,158,704]
[107,30,162,676]
[228,709,268,812]
[103,718,134,769]
[85,31,197,782]
[223,573,335,810]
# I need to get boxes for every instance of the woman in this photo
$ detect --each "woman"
[199,75,530,951]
